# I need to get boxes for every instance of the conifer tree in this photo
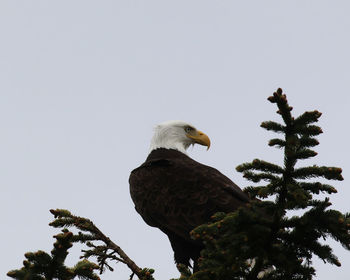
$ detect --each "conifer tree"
[8,89,349,280]
[8,209,155,280]
[189,88,350,280]
[7,228,100,280]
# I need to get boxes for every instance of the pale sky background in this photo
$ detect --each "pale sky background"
[1,1,349,279]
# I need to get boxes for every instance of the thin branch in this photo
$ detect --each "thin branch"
[50,209,145,279]
[92,226,143,277]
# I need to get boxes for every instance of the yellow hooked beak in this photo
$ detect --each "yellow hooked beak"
[186,130,211,150]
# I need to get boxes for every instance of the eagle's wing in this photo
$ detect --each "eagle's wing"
[129,156,249,242]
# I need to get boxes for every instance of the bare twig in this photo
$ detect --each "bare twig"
[92,226,143,277]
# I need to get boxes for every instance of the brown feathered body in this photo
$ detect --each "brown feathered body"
[129,148,249,268]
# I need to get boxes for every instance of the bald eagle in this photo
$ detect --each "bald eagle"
[129,121,249,270]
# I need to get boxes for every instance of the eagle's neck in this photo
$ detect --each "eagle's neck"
[149,131,189,154]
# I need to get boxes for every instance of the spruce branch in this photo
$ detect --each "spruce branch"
[268,138,285,148]
[237,159,284,174]
[8,210,155,280]
[7,229,100,280]
[299,182,338,195]
[49,209,155,280]
[260,121,285,134]
[294,111,322,126]
[293,125,323,137]
[239,170,281,183]
[298,136,319,148]
[294,148,318,159]
[293,166,344,180]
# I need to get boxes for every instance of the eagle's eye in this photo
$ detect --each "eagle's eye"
[184,126,194,133]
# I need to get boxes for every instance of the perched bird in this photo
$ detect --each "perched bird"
[129,121,249,271]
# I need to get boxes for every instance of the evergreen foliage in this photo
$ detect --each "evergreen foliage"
[7,229,100,280]
[188,88,349,280]
[8,88,349,280]
[8,209,155,280]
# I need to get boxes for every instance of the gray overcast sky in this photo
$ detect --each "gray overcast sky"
[1,1,349,279]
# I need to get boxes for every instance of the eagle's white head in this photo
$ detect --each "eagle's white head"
[149,120,211,154]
